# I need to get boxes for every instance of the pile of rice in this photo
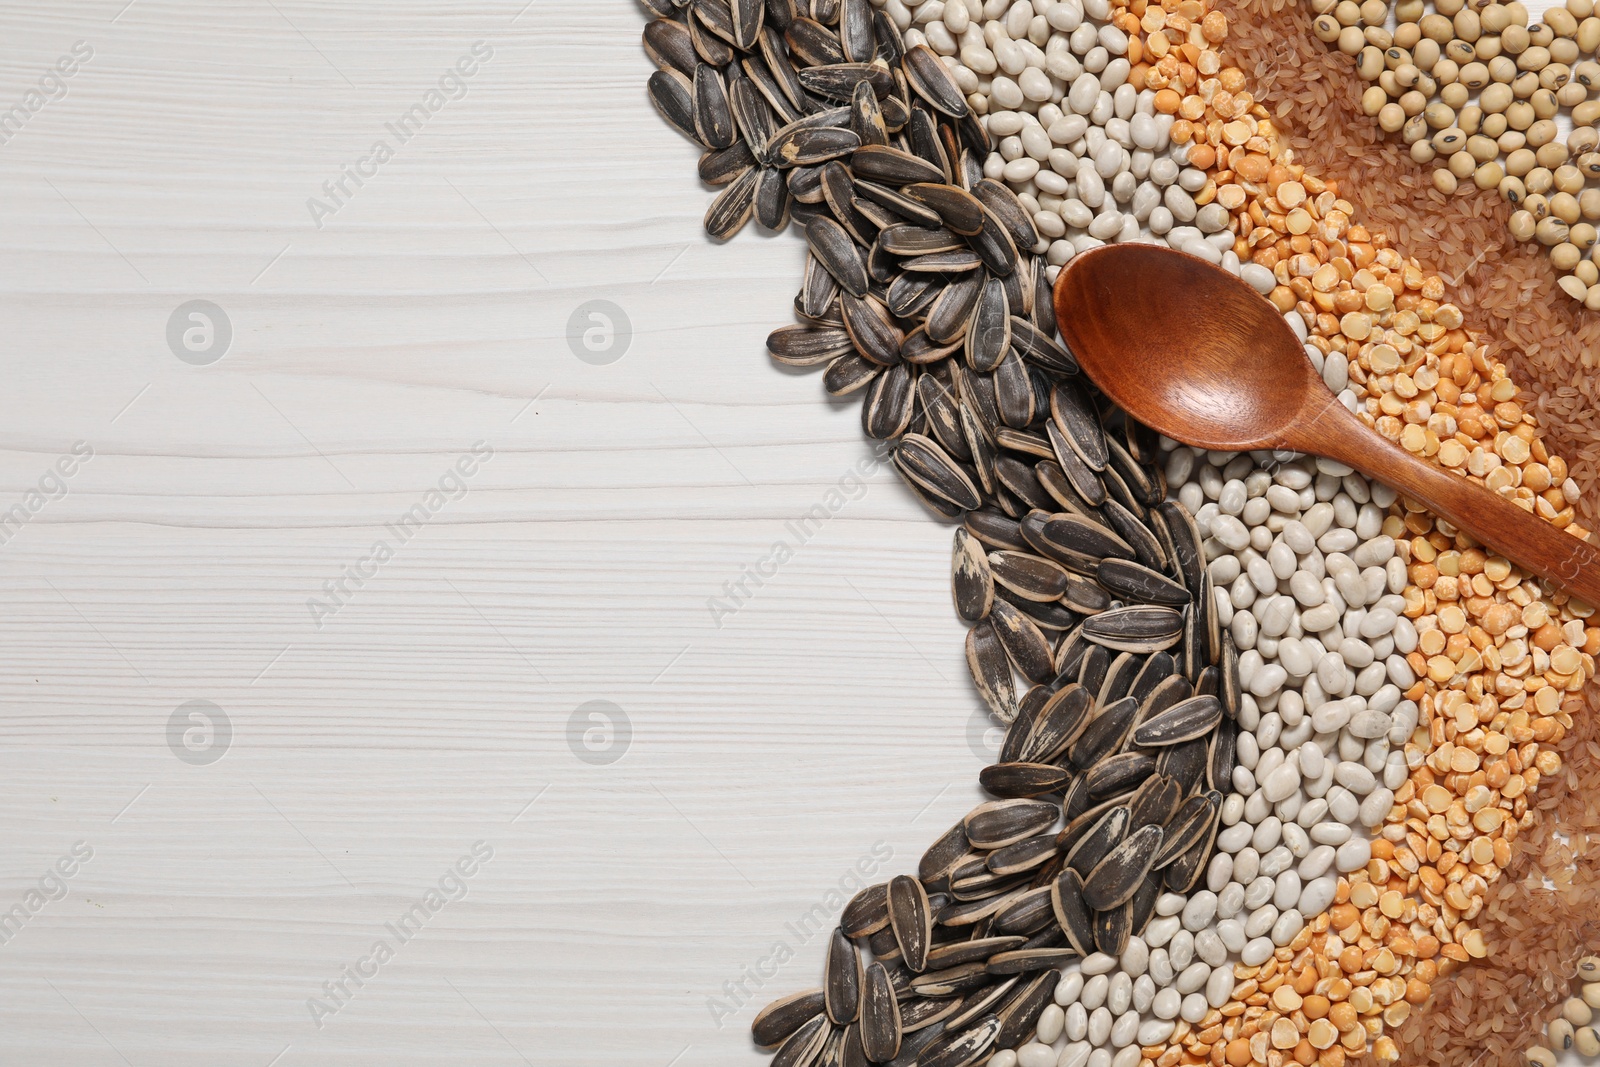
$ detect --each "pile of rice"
[1217,0,1600,530]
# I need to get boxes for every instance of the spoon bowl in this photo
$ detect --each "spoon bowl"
[1053,242,1600,606]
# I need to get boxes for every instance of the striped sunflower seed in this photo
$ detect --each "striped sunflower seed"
[770,124,862,166]
[987,551,1067,603]
[924,272,983,344]
[1082,604,1184,653]
[644,19,699,77]
[993,971,1060,1048]
[772,1012,831,1067]
[785,16,846,66]
[648,69,702,145]
[962,798,1057,850]
[1127,773,1182,827]
[693,64,736,149]
[823,353,880,396]
[1131,693,1223,746]
[1049,868,1095,956]
[700,140,757,185]
[841,882,890,936]
[1082,823,1164,910]
[806,216,868,297]
[977,761,1071,798]
[900,182,985,236]
[887,875,931,973]
[850,144,945,185]
[860,963,901,1062]
[900,44,969,117]
[706,165,761,239]
[838,0,874,61]
[1018,684,1092,763]
[964,619,1016,722]
[951,528,994,623]
[754,166,792,230]
[825,928,862,1025]
[767,324,853,366]
[754,988,828,1047]
[1097,557,1189,606]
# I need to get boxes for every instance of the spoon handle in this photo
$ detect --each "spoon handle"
[1310,398,1600,608]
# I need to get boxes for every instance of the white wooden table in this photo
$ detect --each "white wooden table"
[0,2,997,1063]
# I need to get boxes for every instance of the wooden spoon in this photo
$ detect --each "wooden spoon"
[1053,242,1600,607]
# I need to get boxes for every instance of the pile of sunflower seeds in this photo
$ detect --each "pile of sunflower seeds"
[640,3,1417,1066]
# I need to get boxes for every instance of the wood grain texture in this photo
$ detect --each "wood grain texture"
[0,3,994,1063]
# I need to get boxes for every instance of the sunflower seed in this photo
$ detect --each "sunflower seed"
[855,180,942,227]
[943,976,1021,1032]
[824,352,880,395]
[851,144,945,185]
[775,123,863,166]
[897,183,985,236]
[840,291,902,366]
[899,996,959,1035]
[863,363,915,440]
[1069,695,1138,770]
[1050,868,1096,956]
[755,989,828,1047]
[700,140,757,185]
[993,970,1061,1049]
[767,324,853,366]
[876,224,964,256]
[1083,605,1184,653]
[1161,815,1215,893]
[971,178,1039,253]
[978,761,1071,798]
[648,69,703,145]
[1094,514,1157,582]
[1127,773,1182,827]
[825,928,862,1024]
[644,18,699,76]
[1009,315,1074,373]
[860,963,901,1062]
[799,62,895,101]
[992,886,1054,935]
[888,875,931,973]
[1082,823,1164,910]
[786,16,846,65]
[1084,751,1156,799]
[985,833,1058,877]
[985,598,1049,681]
[848,81,888,148]
[730,0,764,49]
[693,64,737,149]
[895,433,979,510]
[925,272,983,343]
[1098,557,1188,606]
[1092,899,1133,956]
[1154,793,1218,868]
[731,77,778,159]
[842,882,891,936]
[1018,683,1092,763]
[963,619,1016,721]
[901,44,969,117]
[1024,512,1132,572]
[986,550,1068,603]
[967,212,1017,277]
[752,166,793,230]
[691,5,738,66]
[805,216,868,297]
[773,1012,831,1067]
[951,528,994,623]
[1156,736,1209,796]
[962,798,1057,849]
[1132,693,1223,747]
[706,165,761,239]
[898,249,979,274]
[1207,718,1236,791]
[885,272,937,318]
